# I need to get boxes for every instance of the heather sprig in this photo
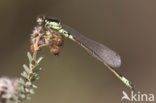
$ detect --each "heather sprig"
[0,25,56,103]
[17,26,46,102]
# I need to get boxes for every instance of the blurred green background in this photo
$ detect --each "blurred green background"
[0,0,156,103]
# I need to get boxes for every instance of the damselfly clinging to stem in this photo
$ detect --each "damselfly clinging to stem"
[35,16,135,91]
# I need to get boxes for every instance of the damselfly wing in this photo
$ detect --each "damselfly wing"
[62,24,121,69]
[61,24,134,91]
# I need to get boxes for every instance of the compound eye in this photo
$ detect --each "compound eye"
[48,17,60,24]
[36,16,45,25]
[52,19,60,23]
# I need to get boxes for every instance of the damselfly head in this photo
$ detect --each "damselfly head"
[36,16,45,25]
[46,17,61,30]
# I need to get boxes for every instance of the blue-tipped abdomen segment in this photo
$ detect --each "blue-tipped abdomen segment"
[121,76,135,91]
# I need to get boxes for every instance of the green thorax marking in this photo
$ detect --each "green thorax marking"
[45,20,74,40]
[45,20,61,30]
[59,29,74,40]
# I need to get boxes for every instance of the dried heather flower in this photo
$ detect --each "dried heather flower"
[52,35,63,46]
[49,45,60,55]
[30,44,35,53]
[0,77,18,103]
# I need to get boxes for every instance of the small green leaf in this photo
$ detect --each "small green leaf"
[21,71,28,79]
[24,94,31,100]
[33,67,42,73]
[23,64,30,74]
[29,89,34,94]
[18,78,25,85]
[32,64,39,71]
[16,85,25,92]
[37,56,44,64]
[26,81,32,86]
[25,88,29,93]
[27,52,33,62]
[30,74,40,82]
[32,84,38,89]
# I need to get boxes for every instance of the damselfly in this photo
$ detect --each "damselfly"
[36,16,135,91]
